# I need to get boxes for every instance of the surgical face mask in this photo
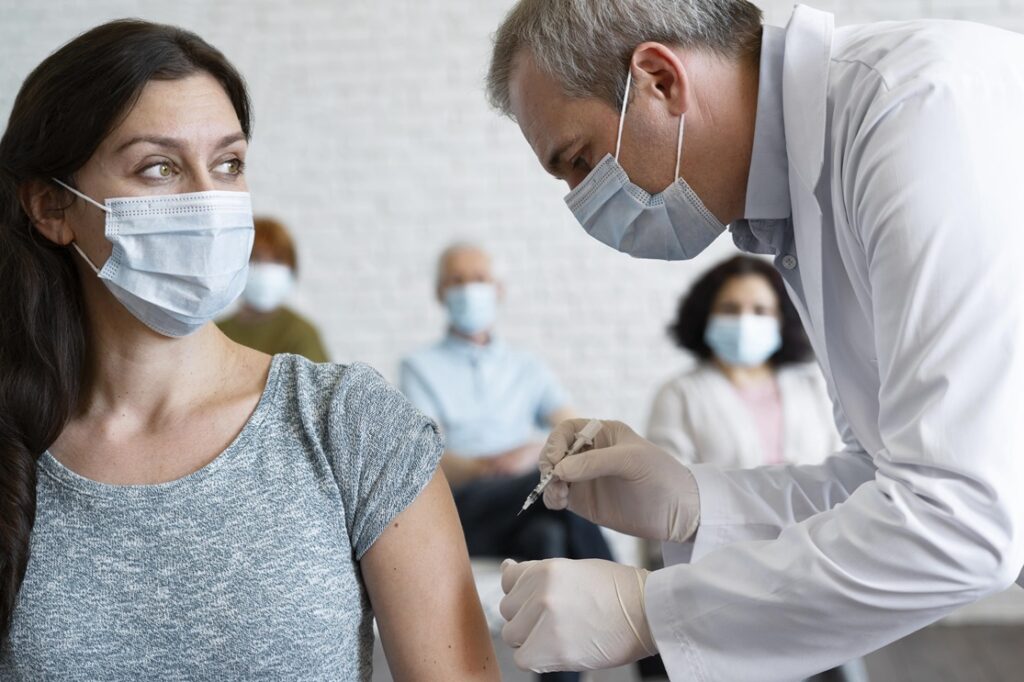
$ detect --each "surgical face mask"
[564,69,725,260]
[53,179,254,337]
[243,262,294,313]
[704,314,782,368]
[444,282,498,336]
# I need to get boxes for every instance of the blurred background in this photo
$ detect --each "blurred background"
[3,1,1023,680]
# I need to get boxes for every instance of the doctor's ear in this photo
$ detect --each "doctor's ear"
[18,179,75,246]
[630,42,690,117]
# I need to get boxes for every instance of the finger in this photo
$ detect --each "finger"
[543,479,569,509]
[554,445,635,483]
[501,558,535,594]
[541,418,591,466]
[501,594,545,650]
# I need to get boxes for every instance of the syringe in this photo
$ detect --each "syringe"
[517,419,603,516]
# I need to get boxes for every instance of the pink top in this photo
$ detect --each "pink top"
[734,378,785,465]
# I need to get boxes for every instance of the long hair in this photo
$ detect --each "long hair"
[0,19,252,643]
[669,255,812,366]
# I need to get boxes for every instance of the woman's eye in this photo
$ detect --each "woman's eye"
[140,162,174,179]
[217,158,244,175]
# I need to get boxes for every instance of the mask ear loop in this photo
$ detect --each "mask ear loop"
[50,178,108,274]
[614,69,633,161]
[674,114,685,181]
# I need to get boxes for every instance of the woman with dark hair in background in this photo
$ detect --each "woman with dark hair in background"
[647,255,839,470]
[0,20,495,680]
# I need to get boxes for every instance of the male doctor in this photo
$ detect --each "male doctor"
[487,1,1024,680]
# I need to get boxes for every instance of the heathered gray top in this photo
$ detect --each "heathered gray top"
[0,354,443,681]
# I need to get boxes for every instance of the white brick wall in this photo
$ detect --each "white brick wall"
[1,0,1021,432]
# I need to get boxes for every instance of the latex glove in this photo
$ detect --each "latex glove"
[500,558,657,672]
[541,419,700,543]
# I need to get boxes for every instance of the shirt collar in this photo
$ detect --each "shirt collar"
[442,331,504,359]
[743,25,790,222]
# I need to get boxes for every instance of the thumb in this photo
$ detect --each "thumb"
[501,558,534,594]
[554,446,635,483]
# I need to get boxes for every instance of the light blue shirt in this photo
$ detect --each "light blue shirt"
[400,335,570,458]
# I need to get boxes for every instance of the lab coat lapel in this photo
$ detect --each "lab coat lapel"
[783,5,834,377]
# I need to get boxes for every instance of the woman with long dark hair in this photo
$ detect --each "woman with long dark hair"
[0,20,495,680]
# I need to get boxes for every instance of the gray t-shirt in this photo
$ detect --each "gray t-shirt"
[0,354,442,681]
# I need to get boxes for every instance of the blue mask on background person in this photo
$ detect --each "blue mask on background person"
[445,283,498,336]
[244,262,295,313]
[564,69,725,261]
[53,178,254,337]
[704,314,782,367]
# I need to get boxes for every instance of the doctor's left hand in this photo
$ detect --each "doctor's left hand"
[500,558,657,672]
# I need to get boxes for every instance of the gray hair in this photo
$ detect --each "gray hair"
[486,0,764,116]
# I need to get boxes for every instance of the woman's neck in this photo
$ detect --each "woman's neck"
[713,358,775,388]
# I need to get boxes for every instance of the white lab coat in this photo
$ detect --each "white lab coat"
[645,7,1024,681]
[647,363,840,468]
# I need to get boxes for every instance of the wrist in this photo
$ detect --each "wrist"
[627,567,658,658]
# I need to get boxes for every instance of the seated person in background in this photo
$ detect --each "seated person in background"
[400,243,611,682]
[218,217,329,362]
[648,255,840,467]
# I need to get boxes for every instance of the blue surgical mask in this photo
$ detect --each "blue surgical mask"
[704,314,782,367]
[244,262,295,313]
[445,283,498,335]
[564,69,724,260]
[53,179,254,337]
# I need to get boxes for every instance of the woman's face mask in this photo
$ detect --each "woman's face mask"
[54,178,254,337]
[704,314,783,368]
[563,69,725,261]
[243,262,295,313]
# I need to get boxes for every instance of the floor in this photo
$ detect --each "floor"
[371,623,1024,681]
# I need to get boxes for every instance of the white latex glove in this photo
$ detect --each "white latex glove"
[542,419,700,543]
[500,558,657,672]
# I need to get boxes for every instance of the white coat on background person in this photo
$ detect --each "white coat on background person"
[487,2,1024,680]
[648,364,837,467]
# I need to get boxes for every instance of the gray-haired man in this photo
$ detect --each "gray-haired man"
[489,1,1024,680]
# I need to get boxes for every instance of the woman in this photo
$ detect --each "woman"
[218,217,330,362]
[0,21,495,680]
[648,255,839,468]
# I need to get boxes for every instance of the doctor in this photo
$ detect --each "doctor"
[486,1,1024,680]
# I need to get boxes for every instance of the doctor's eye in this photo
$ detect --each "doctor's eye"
[571,156,590,172]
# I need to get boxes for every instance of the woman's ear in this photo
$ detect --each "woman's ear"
[630,42,690,117]
[18,179,75,245]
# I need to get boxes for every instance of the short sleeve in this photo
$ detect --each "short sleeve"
[531,357,571,427]
[325,363,444,559]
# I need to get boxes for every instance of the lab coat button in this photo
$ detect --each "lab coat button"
[782,255,798,270]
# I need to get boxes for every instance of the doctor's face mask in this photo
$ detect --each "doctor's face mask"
[564,69,725,261]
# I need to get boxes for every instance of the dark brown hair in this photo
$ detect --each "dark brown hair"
[0,19,252,643]
[669,255,812,366]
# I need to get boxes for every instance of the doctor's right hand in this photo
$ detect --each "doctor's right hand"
[542,419,700,544]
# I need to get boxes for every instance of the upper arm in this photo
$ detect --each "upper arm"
[532,358,571,427]
[361,470,497,681]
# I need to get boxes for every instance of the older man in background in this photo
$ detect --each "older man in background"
[400,243,612,682]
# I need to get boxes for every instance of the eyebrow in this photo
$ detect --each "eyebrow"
[545,137,579,175]
[115,132,247,154]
